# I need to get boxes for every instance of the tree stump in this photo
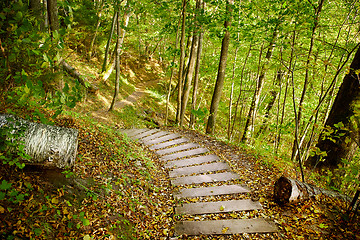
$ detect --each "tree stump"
[273,176,350,204]
[0,114,78,168]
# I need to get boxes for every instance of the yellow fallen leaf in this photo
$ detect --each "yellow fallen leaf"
[219,205,225,211]
[0,205,5,213]
[222,227,229,233]
[51,197,59,204]
[83,234,91,240]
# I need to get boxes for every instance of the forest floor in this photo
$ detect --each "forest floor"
[0,49,359,239]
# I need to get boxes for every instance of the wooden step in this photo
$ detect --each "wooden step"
[143,133,180,146]
[175,219,277,235]
[169,162,230,178]
[139,131,169,143]
[149,137,188,150]
[122,128,148,137]
[156,143,200,156]
[131,129,160,140]
[175,199,262,215]
[173,184,250,199]
[160,148,208,161]
[164,154,220,169]
[171,172,239,186]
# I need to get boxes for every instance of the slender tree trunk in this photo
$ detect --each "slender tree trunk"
[241,27,278,143]
[88,0,104,60]
[180,34,198,126]
[291,0,325,161]
[176,0,187,124]
[306,45,360,169]
[165,15,182,125]
[109,7,122,111]
[227,45,239,140]
[205,0,234,135]
[257,70,283,136]
[101,10,118,73]
[230,44,252,139]
[43,0,48,29]
[189,4,204,129]
[180,0,201,127]
[102,5,131,83]
[276,29,296,154]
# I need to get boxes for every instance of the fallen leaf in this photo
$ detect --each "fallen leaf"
[83,234,91,240]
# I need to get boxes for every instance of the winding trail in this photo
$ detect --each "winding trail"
[91,78,160,124]
[121,128,277,238]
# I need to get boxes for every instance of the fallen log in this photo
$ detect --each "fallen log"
[273,176,351,204]
[0,114,78,169]
[60,59,99,94]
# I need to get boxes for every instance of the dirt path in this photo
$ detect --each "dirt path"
[113,79,160,109]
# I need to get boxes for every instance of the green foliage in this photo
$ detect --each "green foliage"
[0,119,29,169]
[191,108,209,128]
[1,1,82,122]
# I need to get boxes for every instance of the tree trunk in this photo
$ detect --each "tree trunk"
[109,7,122,111]
[306,45,360,169]
[205,0,234,135]
[61,60,99,94]
[180,34,198,127]
[176,0,187,124]
[241,26,278,143]
[227,44,239,140]
[291,0,325,162]
[101,10,118,73]
[0,114,78,169]
[188,30,203,129]
[101,4,131,83]
[230,44,252,140]
[88,0,104,60]
[274,176,350,204]
[257,69,283,136]
[43,0,49,29]
[47,0,59,33]
[29,0,44,29]
[180,0,201,127]
[165,14,182,125]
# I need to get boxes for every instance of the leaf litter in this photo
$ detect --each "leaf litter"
[0,117,175,239]
[0,117,359,239]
